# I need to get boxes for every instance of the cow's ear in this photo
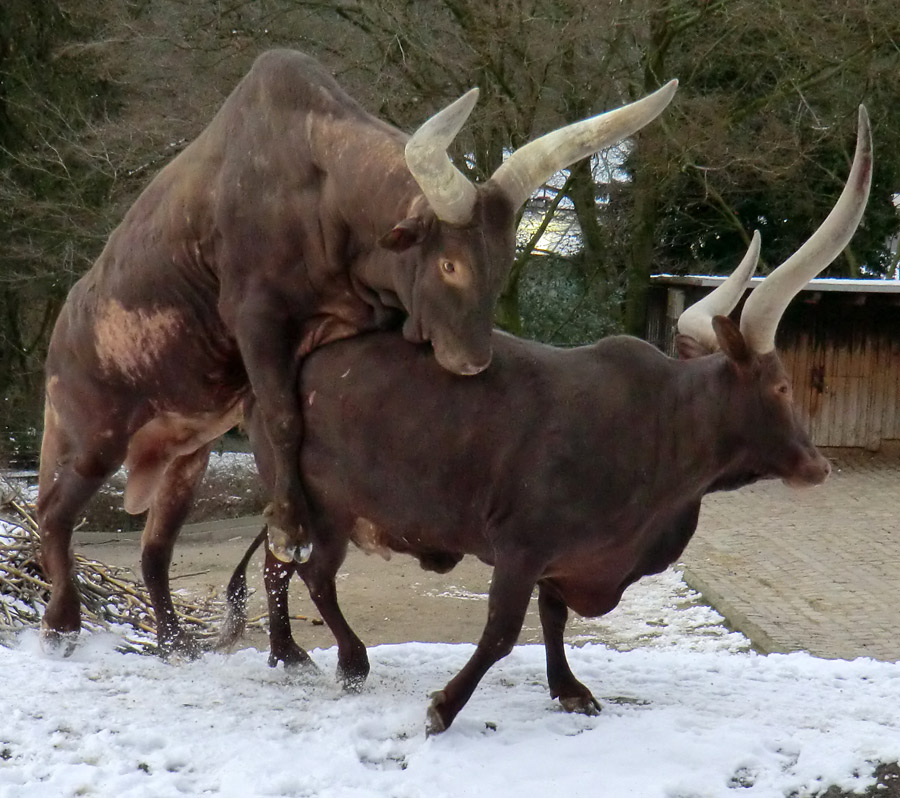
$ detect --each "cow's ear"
[712,315,752,365]
[378,217,426,251]
[675,333,712,361]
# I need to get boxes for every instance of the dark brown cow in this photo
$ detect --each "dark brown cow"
[223,108,872,734]
[36,49,676,655]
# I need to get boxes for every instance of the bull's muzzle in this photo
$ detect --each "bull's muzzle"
[433,344,492,377]
[457,359,490,376]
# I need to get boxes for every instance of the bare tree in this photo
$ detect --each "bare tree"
[2,0,898,457]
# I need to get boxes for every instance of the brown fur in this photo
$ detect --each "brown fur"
[226,322,829,733]
[37,49,515,655]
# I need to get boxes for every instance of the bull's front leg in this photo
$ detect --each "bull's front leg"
[233,291,312,564]
[537,582,600,716]
[426,555,542,735]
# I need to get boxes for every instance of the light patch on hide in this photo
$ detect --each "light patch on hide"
[94,300,182,380]
[351,517,393,561]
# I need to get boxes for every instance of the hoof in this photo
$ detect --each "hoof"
[339,670,369,693]
[266,525,313,564]
[269,543,295,564]
[268,647,316,671]
[293,544,312,564]
[40,627,79,658]
[158,632,203,662]
[425,690,450,737]
[559,694,602,716]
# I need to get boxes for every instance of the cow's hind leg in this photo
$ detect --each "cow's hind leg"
[295,530,368,689]
[140,443,213,658]
[37,403,126,653]
[262,545,316,670]
[426,554,541,735]
[538,582,600,716]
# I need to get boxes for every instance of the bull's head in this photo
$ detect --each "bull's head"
[676,107,872,487]
[380,81,679,375]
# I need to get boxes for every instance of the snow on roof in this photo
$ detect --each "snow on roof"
[652,274,900,293]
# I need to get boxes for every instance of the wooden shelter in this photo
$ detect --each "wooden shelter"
[647,276,900,450]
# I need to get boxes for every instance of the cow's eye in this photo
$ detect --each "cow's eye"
[777,383,789,395]
[441,260,456,275]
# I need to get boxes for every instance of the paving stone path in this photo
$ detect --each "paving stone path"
[681,448,899,661]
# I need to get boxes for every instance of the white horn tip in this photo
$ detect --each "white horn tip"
[748,229,761,262]
[856,104,872,155]
[657,79,679,102]
[456,87,480,116]
[736,230,761,284]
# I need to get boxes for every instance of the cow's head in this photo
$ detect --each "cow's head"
[676,107,872,487]
[380,80,679,375]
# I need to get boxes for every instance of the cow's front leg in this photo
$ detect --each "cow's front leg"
[426,556,541,735]
[537,582,600,716]
[232,291,312,564]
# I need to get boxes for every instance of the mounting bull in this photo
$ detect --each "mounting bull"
[36,49,677,655]
[222,109,872,734]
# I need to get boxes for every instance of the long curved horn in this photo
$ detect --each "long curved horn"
[677,231,761,351]
[405,88,480,225]
[740,106,873,354]
[490,80,678,212]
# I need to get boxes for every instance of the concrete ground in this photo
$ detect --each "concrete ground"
[76,447,900,661]
[682,447,900,661]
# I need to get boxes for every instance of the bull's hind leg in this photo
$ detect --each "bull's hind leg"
[37,401,127,653]
[537,583,600,715]
[140,443,213,658]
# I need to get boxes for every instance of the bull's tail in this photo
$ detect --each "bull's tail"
[215,525,268,652]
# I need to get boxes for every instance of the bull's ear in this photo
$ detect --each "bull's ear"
[712,315,752,365]
[378,217,426,251]
[675,333,712,360]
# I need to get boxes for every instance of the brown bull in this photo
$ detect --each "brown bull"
[223,108,872,734]
[36,49,676,655]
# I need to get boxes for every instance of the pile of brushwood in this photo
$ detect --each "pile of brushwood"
[0,480,222,655]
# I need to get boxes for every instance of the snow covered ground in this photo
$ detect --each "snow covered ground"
[2,463,900,797]
[2,569,900,797]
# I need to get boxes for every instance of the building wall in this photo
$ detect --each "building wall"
[778,296,900,449]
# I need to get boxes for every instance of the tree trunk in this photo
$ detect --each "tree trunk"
[622,4,672,338]
[623,153,661,337]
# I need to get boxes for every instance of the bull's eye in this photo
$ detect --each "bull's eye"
[441,260,456,275]
[777,383,789,395]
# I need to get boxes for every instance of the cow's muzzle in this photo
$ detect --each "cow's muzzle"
[782,451,832,488]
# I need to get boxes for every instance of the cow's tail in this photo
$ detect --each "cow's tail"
[215,525,268,652]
